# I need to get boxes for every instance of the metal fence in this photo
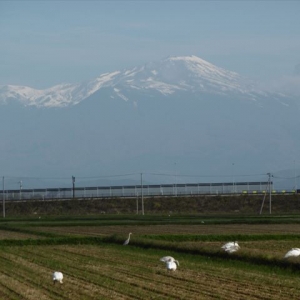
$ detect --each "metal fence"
[0,181,280,201]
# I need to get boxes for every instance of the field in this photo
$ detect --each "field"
[1,215,300,299]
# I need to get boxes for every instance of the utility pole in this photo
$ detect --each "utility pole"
[141,173,144,215]
[19,180,22,200]
[232,163,235,193]
[2,177,5,218]
[267,173,272,214]
[294,160,297,193]
[174,162,177,197]
[260,173,272,215]
[72,176,75,198]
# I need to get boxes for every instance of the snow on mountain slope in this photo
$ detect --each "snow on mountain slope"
[0,55,289,108]
[0,70,122,107]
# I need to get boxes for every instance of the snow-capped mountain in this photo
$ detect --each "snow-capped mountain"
[0,55,299,189]
[0,55,290,108]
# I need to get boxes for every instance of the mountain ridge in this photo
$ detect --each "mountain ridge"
[0,55,294,109]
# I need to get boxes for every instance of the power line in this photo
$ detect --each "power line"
[144,172,267,178]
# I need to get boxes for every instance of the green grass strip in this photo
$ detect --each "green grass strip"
[141,233,300,242]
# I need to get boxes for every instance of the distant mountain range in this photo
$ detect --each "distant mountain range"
[0,56,299,190]
[0,55,294,108]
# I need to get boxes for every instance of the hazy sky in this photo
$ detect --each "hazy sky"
[1,1,299,89]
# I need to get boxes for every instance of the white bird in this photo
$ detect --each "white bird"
[160,256,179,271]
[52,271,63,284]
[221,241,240,253]
[284,248,300,258]
[166,259,178,271]
[160,256,177,264]
[123,232,132,245]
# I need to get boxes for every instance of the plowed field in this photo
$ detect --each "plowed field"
[31,223,300,236]
[0,229,40,240]
[1,244,300,300]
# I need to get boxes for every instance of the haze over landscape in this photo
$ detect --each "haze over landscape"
[0,1,299,190]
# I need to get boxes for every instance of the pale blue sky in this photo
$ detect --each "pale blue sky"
[1,1,299,89]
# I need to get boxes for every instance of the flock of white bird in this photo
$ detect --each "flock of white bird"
[220,241,300,260]
[51,234,300,284]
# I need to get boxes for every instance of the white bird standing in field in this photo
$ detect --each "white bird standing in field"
[166,259,178,271]
[284,248,300,258]
[52,271,63,284]
[221,241,240,253]
[160,256,179,271]
[123,232,132,245]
